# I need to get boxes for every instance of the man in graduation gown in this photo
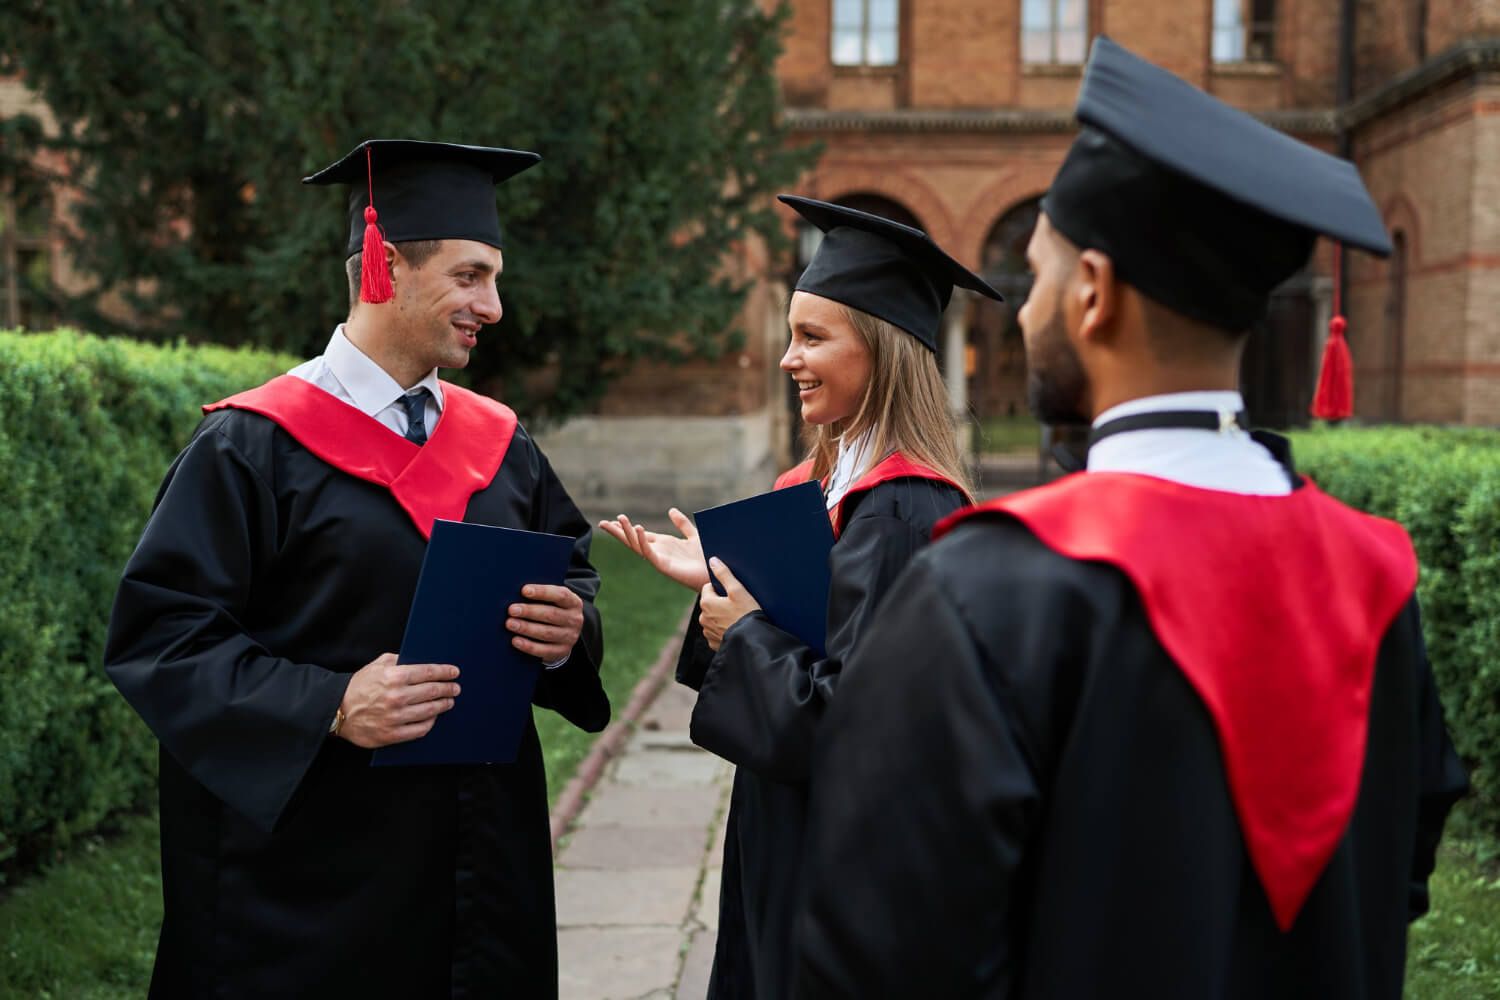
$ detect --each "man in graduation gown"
[791,40,1468,1000]
[104,139,609,999]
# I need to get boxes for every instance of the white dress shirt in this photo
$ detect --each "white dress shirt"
[289,327,570,668]
[288,326,443,439]
[825,429,877,510]
[1087,391,1292,496]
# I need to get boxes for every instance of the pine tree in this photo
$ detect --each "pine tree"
[0,0,816,415]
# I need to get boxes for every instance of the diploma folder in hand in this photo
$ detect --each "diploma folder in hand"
[693,480,835,656]
[372,519,574,768]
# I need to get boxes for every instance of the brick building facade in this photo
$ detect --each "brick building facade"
[545,0,1498,515]
[5,3,1498,513]
[1343,7,1500,424]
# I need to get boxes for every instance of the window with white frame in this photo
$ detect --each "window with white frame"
[831,0,899,67]
[1213,0,1277,63]
[1021,0,1088,65]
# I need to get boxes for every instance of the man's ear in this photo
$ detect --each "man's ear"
[1074,249,1119,346]
[383,241,398,283]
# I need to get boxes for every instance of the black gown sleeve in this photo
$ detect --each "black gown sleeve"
[689,511,932,783]
[1406,601,1469,920]
[527,442,610,734]
[675,596,715,692]
[792,552,1037,999]
[103,419,349,833]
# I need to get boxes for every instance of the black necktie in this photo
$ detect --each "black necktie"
[401,388,431,446]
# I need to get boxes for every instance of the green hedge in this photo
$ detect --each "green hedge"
[5,335,1498,876]
[1292,425,1500,837]
[0,330,292,880]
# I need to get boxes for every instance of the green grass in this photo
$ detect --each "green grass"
[538,534,694,798]
[6,537,1492,1000]
[5,823,1494,1000]
[0,812,162,999]
[977,413,1042,454]
[0,539,691,999]
[1406,839,1500,998]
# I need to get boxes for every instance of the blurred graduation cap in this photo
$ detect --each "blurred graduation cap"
[780,194,1003,352]
[1042,38,1392,418]
[304,139,539,304]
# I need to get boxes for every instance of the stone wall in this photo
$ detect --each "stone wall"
[534,406,782,525]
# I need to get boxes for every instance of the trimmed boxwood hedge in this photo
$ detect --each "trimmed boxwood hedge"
[3,334,1497,881]
[1292,425,1500,837]
[0,330,292,880]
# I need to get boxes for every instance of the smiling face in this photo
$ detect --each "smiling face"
[780,291,875,427]
[390,238,504,373]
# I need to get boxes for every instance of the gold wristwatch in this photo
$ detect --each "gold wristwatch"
[329,705,346,737]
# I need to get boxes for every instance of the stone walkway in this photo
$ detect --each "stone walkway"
[555,680,731,1000]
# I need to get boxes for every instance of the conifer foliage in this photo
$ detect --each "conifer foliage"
[0,1,816,415]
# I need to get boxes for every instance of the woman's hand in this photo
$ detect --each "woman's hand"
[598,509,710,591]
[699,558,762,651]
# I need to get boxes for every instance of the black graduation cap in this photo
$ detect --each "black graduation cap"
[1042,37,1391,333]
[781,195,1003,352]
[304,139,539,303]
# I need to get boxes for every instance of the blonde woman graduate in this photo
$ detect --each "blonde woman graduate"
[599,194,1003,1000]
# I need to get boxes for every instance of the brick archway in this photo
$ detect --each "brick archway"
[1379,192,1423,269]
[798,165,960,258]
[962,168,1059,268]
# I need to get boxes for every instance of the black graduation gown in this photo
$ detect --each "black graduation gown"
[677,459,968,1000]
[792,470,1468,1000]
[104,380,608,1000]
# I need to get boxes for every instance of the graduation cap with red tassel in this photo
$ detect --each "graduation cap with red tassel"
[302,139,542,304]
[1311,246,1354,421]
[358,147,395,304]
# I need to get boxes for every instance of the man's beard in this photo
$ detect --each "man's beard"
[1025,304,1091,426]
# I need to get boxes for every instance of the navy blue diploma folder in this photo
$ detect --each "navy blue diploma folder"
[372,519,574,767]
[693,480,835,656]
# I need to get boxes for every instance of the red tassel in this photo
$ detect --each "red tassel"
[358,145,393,304]
[1311,244,1354,421]
[359,205,393,304]
[1312,314,1353,421]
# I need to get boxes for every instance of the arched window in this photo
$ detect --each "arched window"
[981,197,1040,295]
[970,198,1040,423]
[1386,230,1408,421]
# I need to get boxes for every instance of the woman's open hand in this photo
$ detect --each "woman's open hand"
[598,509,710,591]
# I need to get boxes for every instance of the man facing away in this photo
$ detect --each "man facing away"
[105,139,609,999]
[792,39,1467,1000]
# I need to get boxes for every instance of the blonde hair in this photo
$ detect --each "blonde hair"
[803,305,976,501]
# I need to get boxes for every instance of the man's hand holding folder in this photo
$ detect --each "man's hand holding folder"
[337,654,461,748]
[368,520,579,767]
[507,584,586,664]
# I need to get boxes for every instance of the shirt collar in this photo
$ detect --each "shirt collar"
[1085,390,1291,495]
[325,325,444,418]
[826,429,877,510]
[1092,390,1247,428]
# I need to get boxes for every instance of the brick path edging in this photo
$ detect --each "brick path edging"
[549,606,694,852]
